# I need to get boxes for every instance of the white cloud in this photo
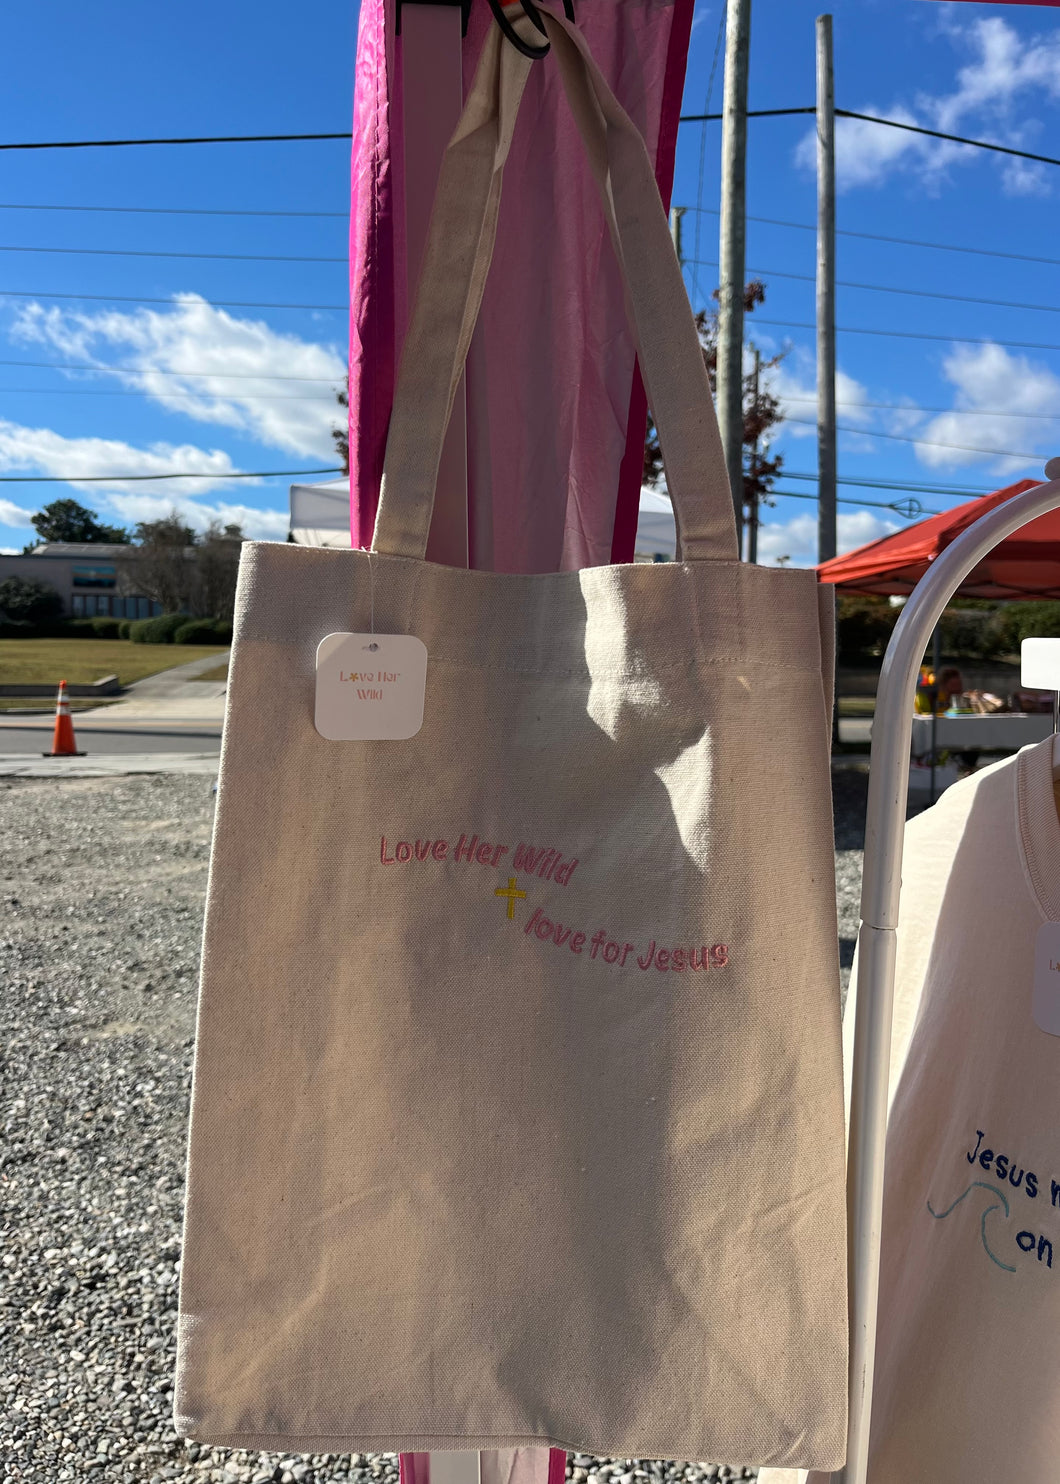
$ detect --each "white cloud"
[756,513,818,566]
[767,351,873,438]
[0,418,242,495]
[103,492,289,540]
[0,497,35,528]
[796,15,1060,193]
[794,104,960,191]
[837,510,902,552]
[931,16,1060,132]
[915,342,1060,472]
[756,510,900,568]
[1001,157,1051,196]
[885,399,931,440]
[0,419,288,539]
[10,295,346,458]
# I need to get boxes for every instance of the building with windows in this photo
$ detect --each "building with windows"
[0,545,163,619]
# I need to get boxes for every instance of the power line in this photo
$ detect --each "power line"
[0,289,347,312]
[0,243,345,264]
[0,386,335,401]
[676,105,1060,172]
[785,415,1047,462]
[757,317,1060,356]
[0,357,344,383]
[0,467,344,484]
[0,131,353,152]
[690,8,726,309]
[7,246,1049,323]
[828,274,1060,318]
[0,201,346,219]
[682,204,1060,272]
[11,252,1036,322]
[836,108,1060,172]
[684,255,1060,318]
[678,108,814,122]
[16,390,1045,422]
[5,109,1057,172]
[781,395,1060,422]
[782,471,995,497]
[769,486,942,517]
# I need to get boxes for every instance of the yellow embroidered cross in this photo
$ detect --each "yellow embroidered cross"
[495,876,526,920]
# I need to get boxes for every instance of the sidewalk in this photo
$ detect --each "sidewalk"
[0,752,221,777]
[95,649,230,720]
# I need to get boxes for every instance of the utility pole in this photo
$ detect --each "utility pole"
[747,347,761,563]
[816,13,837,563]
[717,0,751,535]
[669,205,686,267]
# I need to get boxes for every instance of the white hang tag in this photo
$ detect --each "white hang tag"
[1032,921,1060,1035]
[314,632,428,741]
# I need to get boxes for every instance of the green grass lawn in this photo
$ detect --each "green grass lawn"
[0,639,228,688]
[837,696,876,716]
[194,661,230,684]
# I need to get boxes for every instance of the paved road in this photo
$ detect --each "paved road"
[838,716,873,744]
[0,717,222,754]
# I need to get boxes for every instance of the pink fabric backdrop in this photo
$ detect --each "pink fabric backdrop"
[348,0,694,571]
[350,8,693,1473]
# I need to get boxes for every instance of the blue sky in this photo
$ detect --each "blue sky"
[1,0,1058,565]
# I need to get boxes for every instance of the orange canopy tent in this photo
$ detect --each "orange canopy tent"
[815,478,1060,599]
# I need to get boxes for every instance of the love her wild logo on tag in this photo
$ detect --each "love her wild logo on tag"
[315,632,428,741]
[1033,921,1060,1036]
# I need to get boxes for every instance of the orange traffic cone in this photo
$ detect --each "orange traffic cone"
[43,680,85,758]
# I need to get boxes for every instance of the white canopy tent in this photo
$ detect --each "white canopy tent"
[288,479,355,548]
[288,479,678,561]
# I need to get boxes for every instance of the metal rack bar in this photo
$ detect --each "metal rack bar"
[838,458,1060,1484]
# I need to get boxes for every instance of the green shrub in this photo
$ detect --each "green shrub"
[0,575,63,627]
[836,595,899,663]
[63,618,102,637]
[173,617,232,645]
[129,611,189,644]
[118,618,134,639]
[88,615,123,638]
[937,607,1002,660]
[991,601,1060,653]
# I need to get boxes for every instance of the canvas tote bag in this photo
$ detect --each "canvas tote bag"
[176,7,848,1469]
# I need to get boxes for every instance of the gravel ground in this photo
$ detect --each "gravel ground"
[1,773,871,1484]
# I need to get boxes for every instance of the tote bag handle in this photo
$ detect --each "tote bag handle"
[372,5,739,566]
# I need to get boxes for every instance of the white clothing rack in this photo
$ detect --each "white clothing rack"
[838,456,1060,1484]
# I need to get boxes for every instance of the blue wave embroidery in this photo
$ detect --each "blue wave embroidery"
[927,1181,1016,1273]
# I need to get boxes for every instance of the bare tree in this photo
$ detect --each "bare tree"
[195,521,245,621]
[121,514,197,613]
[119,513,244,618]
[332,377,350,477]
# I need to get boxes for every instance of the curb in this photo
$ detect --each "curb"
[0,753,220,778]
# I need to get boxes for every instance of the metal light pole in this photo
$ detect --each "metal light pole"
[717,0,752,534]
[816,13,837,563]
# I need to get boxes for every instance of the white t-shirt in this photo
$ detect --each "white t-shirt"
[762,738,1060,1484]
